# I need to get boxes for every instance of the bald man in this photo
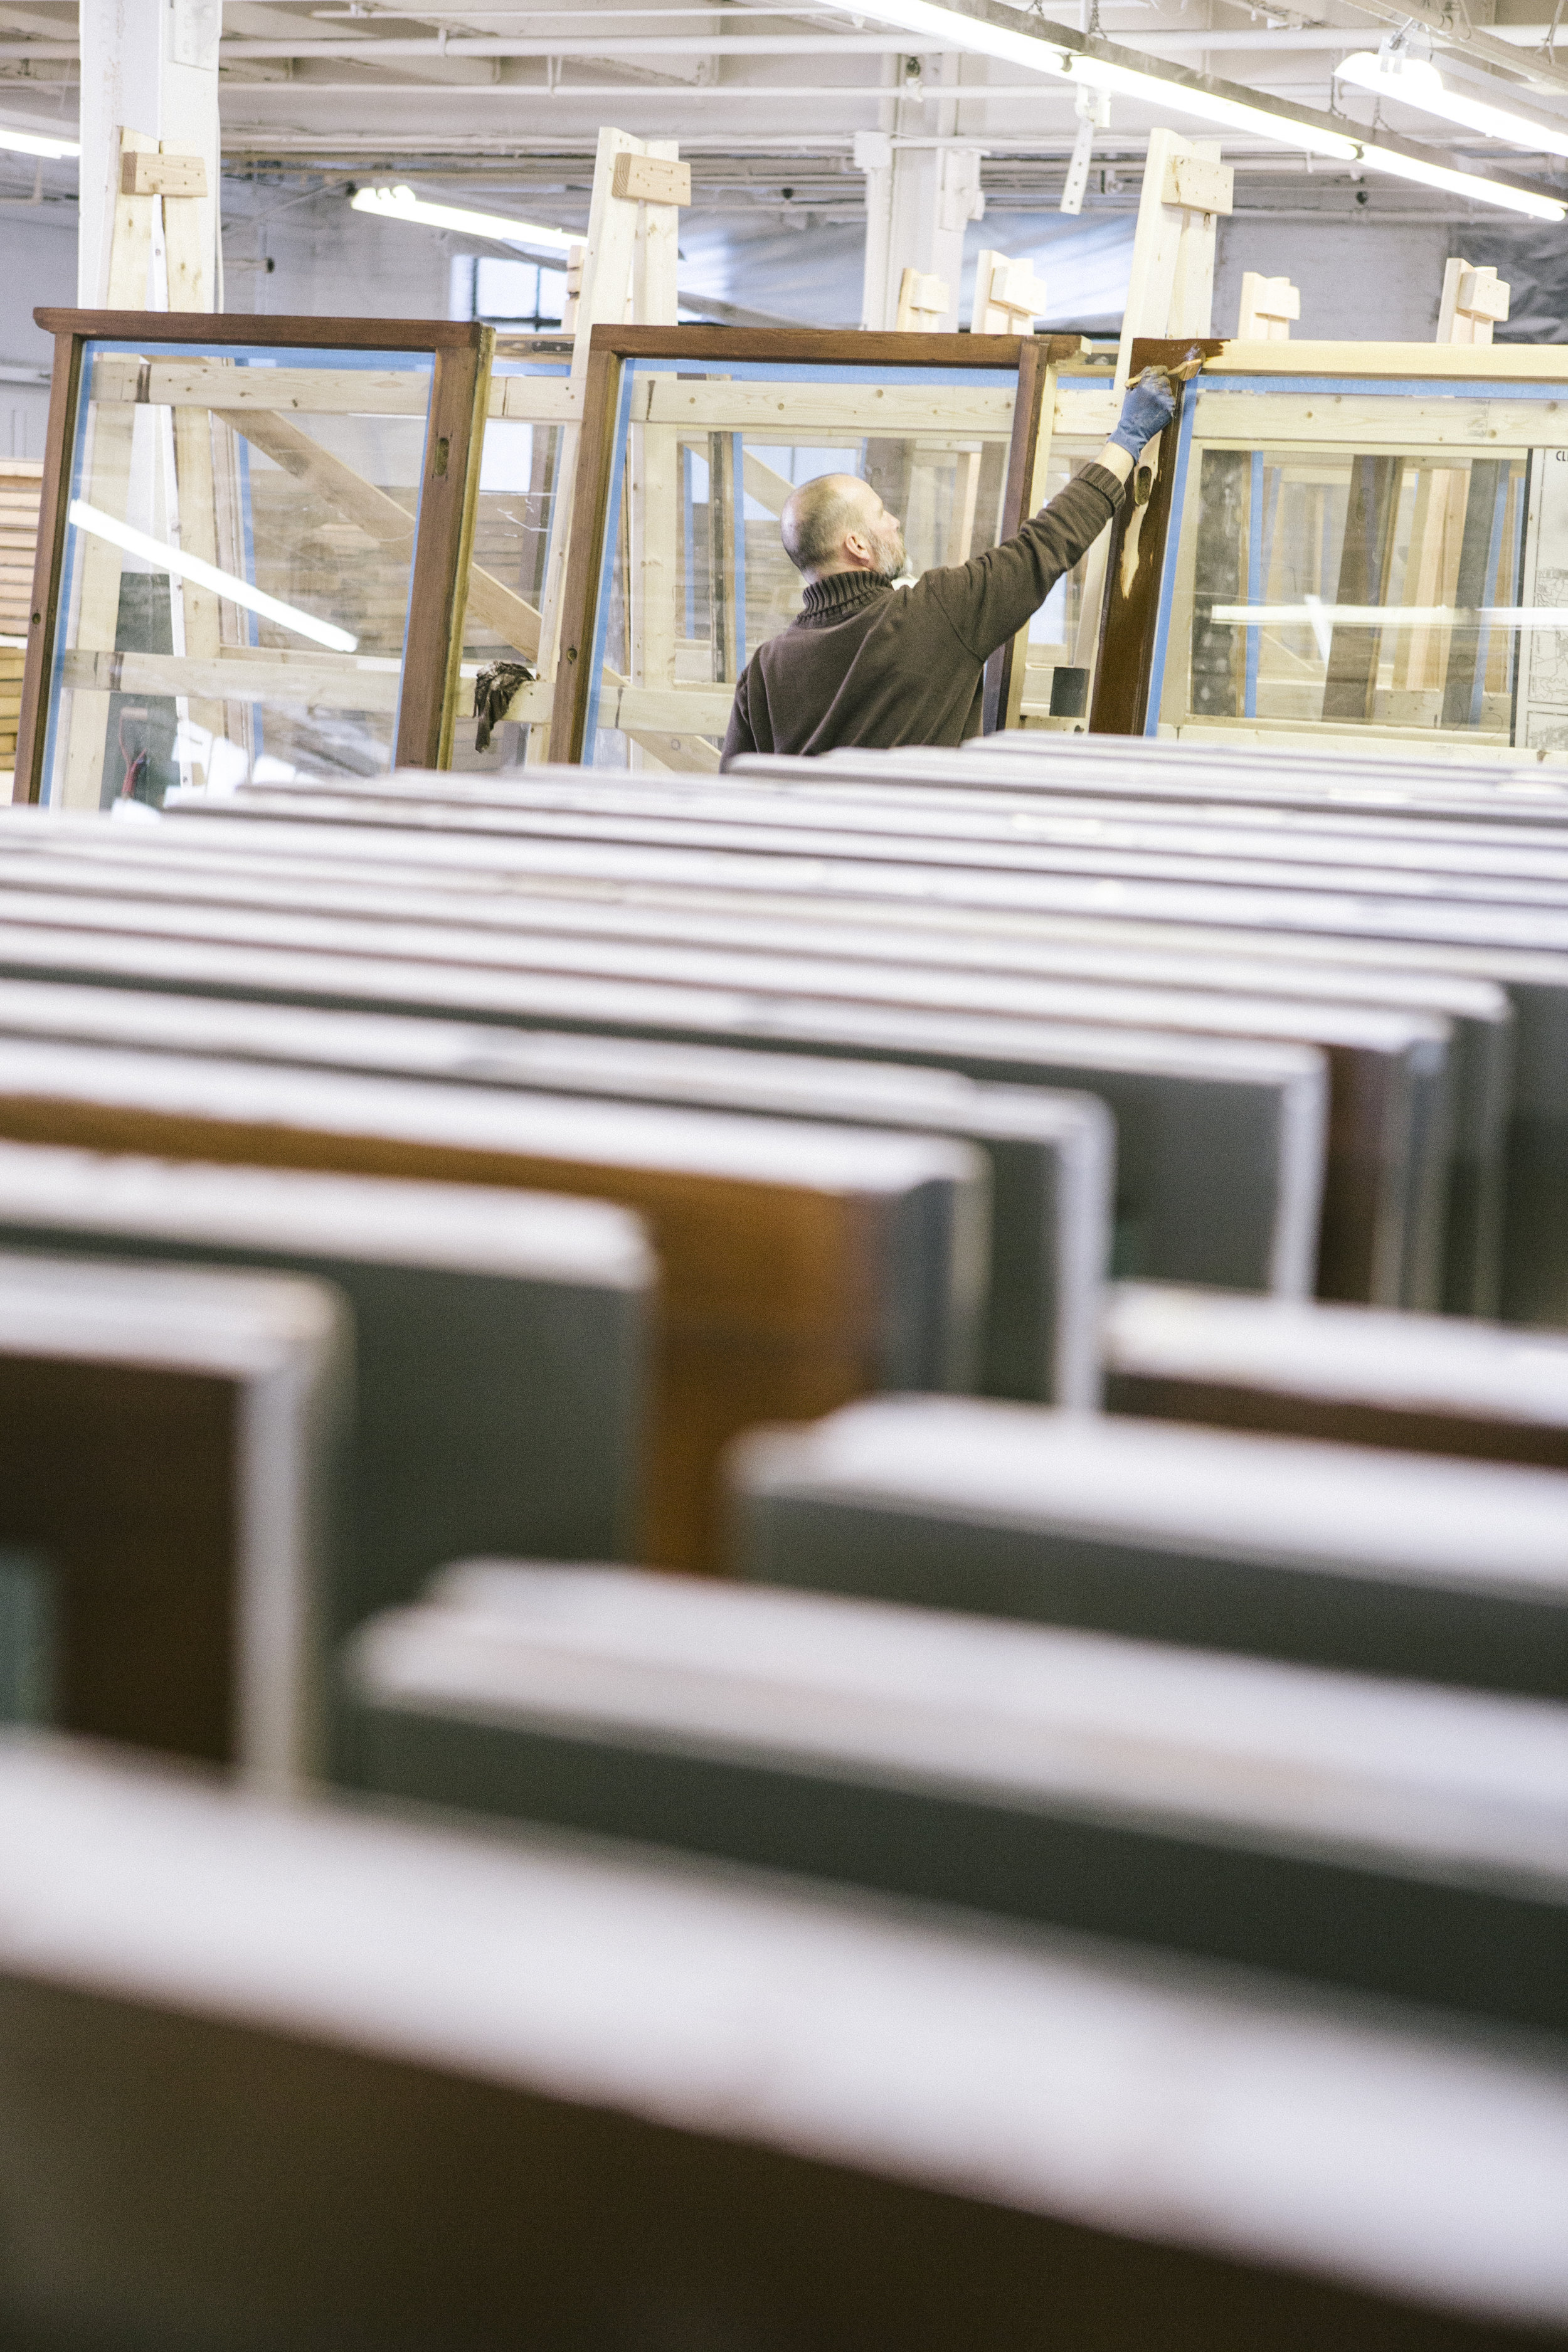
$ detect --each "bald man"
[720,370,1176,765]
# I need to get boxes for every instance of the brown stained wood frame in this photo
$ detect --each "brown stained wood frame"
[1102,1367,1568,1469]
[1091,336,1226,739]
[13,324,83,804]
[400,329,495,770]
[981,337,1052,736]
[550,326,1089,764]
[0,1355,236,1760]
[14,310,493,803]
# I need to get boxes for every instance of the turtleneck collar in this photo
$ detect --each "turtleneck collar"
[798,569,893,623]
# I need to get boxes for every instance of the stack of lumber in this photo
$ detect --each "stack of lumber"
[0,458,41,774]
[1,739,1567,2346]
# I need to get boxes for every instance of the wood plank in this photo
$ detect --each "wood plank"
[0,1140,648,1745]
[0,966,1108,1410]
[1195,391,1568,452]
[1213,337,1568,379]
[58,649,403,711]
[13,327,82,803]
[639,379,1017,436]
[38,309,492,352]
[1105,1279,1568,1468]
[495,376,580,423]
[0,884,1327,1309]
[732,1391,1568,1697]
[740,448,794,517]
[1052,388,1118,441]
[399,331,494,770]
[91,359,437,416]
[603,681,736,732]
[0,1034,977,1572]
[354,1557,1568,2035]
[2,1740,1558,2351]
[595,324,1080,368]
[629,416,679,694]
[528,126,647,743]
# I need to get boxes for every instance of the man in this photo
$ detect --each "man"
[720,369,1177,766]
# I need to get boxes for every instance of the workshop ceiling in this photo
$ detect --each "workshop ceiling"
[2,0,1567,227]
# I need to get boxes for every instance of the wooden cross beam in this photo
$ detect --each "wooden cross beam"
[894,267,950,332]
[970,250,1047,337]
[1236,270,1300,341]
[1438,258,1511,347]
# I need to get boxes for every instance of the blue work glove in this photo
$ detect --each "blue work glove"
[1108,371,1177,458]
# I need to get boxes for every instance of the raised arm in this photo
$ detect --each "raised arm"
[926,369,1179,664]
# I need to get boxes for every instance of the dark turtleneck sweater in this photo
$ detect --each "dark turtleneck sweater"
[720,460,1125,766]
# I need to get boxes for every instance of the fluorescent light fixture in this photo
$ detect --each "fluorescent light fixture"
[68,501,359,655]
[835,0,1359,152]
[808,0,1071,73]
[1337,48,1568,161]
[1354,140,1565,215]
[825,0,1564,213]
[0,124,80,161]
[1065,52,1360,159]
[351,183,578,250]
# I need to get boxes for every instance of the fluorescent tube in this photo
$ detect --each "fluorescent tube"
[351,184,578,250]
[1064,53,1360,159]
[1352,139,1565,216]
[824,0,1564,213]
[68,501,360,655]
[0,124,80,160]
[1337,50,1568,161]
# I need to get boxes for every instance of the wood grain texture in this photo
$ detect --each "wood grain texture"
[588,326,1086,369]
[0,1086,908,1572]
[3,1968,1536,2352]
[33,312,493,352]
[13,329,82,805]
[398,330,494,770]
[1092,340,1226,736]
[551,341,625,762]
[1104,1370,1568,1470]
[982,338,1051,736]
[0,1357,236,1757]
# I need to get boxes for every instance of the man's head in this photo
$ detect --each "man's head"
[780,472,906,584]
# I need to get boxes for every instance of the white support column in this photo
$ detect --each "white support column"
[857,74,984,338]
[855,131,895,332]
[877,142,983,333]
[79,0,221,308]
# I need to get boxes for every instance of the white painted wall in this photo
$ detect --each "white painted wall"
[0,208,77,458]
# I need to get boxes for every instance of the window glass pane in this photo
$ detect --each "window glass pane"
[1155,383,1568,754]
[580,357,1021,772]
[42,340,435,807]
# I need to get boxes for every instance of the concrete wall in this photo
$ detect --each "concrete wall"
[1213,215,1454,344]
[1212,215,1568,347]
